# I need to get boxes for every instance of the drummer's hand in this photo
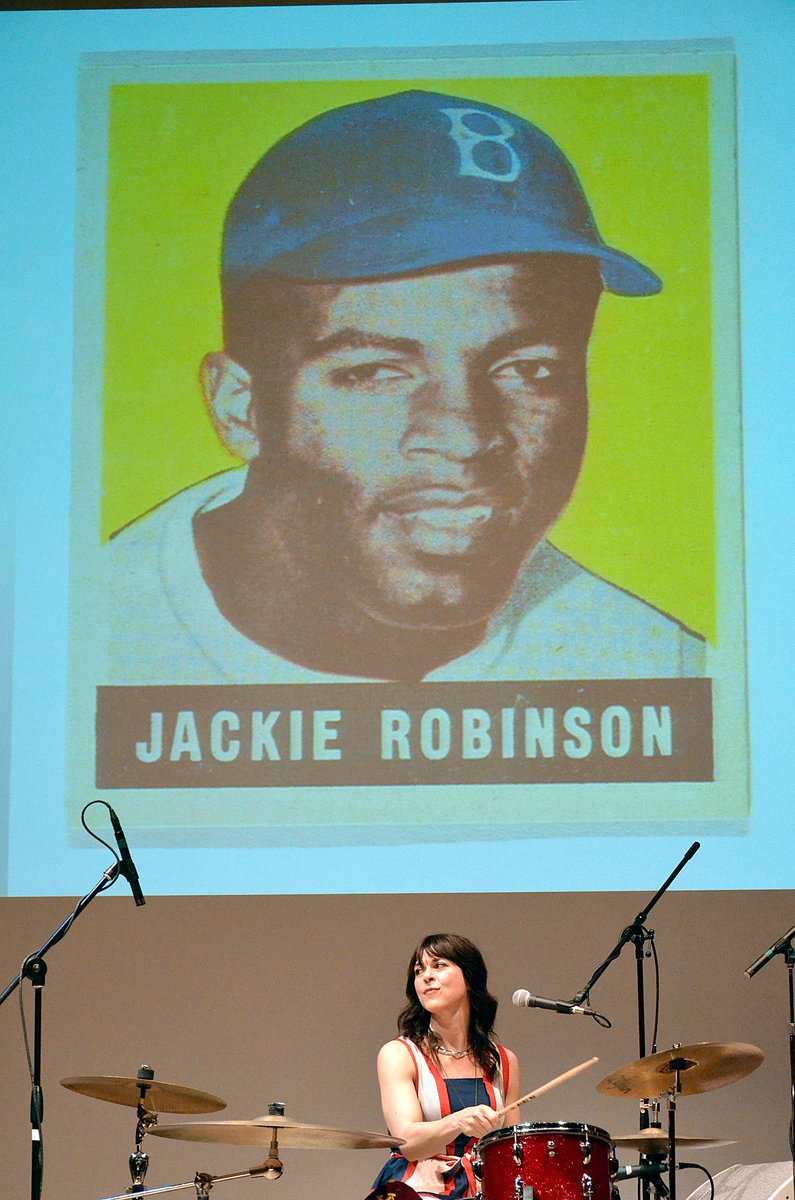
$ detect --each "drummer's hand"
[455,1104,501,1139]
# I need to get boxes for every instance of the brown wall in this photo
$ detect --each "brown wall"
[1,889,792,1199]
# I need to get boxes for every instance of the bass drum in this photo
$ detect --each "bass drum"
[473,1121,615,1200]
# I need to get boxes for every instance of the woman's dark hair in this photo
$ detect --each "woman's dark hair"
[397,933,500,1080]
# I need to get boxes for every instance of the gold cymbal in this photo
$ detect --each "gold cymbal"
[150,1114,401,1150]
[613,1128,738,1153]
[597,1042,764,1098]
[61,1074,226,1114]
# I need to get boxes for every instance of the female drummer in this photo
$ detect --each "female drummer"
[370,933,520,1199]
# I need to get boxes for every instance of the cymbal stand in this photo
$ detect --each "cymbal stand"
[641,1104,670,1200]
[626,1146,668,1199]
[261,1127,284,1180]
[663,1048,695,1200]
[666,1091,678,1200]
[253,1101,286,1179]
[646,1155,670,1199]
[129,1081,158,1193]
[97,1161,280,1200]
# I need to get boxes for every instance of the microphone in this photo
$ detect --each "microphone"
[512,989,596,1016]
[613,1162,669,1182]
[109,808,146,906]
[745,923,795,978]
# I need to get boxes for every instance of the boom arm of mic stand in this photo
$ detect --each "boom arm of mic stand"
[632,841,701,932]
[570,842,700,1007]
[0,862,120,1008]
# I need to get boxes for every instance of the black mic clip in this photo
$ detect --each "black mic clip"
[108,807,146,907]
[613,1160,670,1194]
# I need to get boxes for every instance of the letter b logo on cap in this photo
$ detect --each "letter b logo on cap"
[440,106,522,182]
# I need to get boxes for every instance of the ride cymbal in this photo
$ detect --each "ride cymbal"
[61,1074,226,1114]
[597,1042,764,1098]
[150,1114,401,1150]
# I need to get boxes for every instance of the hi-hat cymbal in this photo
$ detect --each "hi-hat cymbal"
[150,1114,401,1151]
[597,1042,764,1098]
[613,1129,737,1153]
[61,1075,226,1114]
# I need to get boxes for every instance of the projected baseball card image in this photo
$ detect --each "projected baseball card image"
[68,45,747,841]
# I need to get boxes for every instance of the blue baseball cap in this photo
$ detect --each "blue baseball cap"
[222,89,661,298]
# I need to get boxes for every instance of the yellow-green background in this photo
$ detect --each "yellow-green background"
[103,74,715,639]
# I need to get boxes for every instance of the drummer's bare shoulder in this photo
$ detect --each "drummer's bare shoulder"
[377,1039,421,1120]
[377,1038,417,1080]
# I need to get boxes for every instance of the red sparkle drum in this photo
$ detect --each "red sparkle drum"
[473,1122,615,1200]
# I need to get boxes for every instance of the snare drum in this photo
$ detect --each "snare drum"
[473,1121,615,1200]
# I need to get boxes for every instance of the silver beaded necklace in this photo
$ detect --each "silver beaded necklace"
[427,1028,471,1060]
[436,1044,471,1060]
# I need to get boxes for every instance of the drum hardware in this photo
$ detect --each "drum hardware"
[94,1161,303,1200]
[258,1103,285,1180]
[598,1041,763,1200]
[664,1052,688,1200]
[129,1136,152,1195]
[61,1065,227,1195]
[129,1068,157,1194]
[93,1112,403,1199]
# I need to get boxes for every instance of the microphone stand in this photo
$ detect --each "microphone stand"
[570,841,701,1200]
[0,860,121,1200]
[745,926,795,1193]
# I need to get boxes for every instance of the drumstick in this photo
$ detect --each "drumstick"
[494,1056,599,1118]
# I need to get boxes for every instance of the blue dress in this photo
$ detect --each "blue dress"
[370,1039,510,1199]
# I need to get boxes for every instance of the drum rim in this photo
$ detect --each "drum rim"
[477,1121,613,1150]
